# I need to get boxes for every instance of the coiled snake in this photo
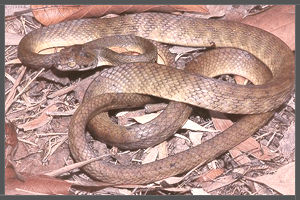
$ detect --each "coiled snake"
[18,12,295,184]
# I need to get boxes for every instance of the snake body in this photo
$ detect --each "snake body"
[18,12,295,184]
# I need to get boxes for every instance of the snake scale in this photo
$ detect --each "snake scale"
[18,12,295,184]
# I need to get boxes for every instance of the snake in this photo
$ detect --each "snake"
[17,12,295,184]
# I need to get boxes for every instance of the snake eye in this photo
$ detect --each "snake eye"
[68,61,76,68]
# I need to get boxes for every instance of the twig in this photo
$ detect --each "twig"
[13,67,45,101]
[5,66,27,112]
[44,155,110,177]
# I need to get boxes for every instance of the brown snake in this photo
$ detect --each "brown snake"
[18,12,295,184]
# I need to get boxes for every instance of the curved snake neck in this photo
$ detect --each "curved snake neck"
[18,12,295,184]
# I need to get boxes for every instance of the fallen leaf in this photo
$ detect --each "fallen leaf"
[117,109,146,126]
[5,159,20,180]
[31,5,209,26]
[161,187,190,193]
[157,141,168,159]
[244,162,295,195]
[142,146,158,164]
[5,33,23,46]
[203,174,238,192]
[17,104,58,131]
[204,5,229,18]
[242,5,295,50]
[279,122,295,159]
[229,149,251,165]
[191,188,210,195]
[5,122,18,158]
[131,112,161,124]
[5,122,20,180]
[209,110,233,131]
[196,168,225,183]
[233,137,278,161]
[155,176,184,185]
[5,173,72,195]
[189,131,203,146]
[133,112,217,132]
[182,119,217,132]
[118,188,132,195]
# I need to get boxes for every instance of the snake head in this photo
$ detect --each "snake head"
[55,44,98,71]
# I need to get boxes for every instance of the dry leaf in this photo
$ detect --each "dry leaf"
[141,142,167,164]
[196,168,225,183]
[5,159,19,180]
[203,174,238,192]
[5,173,72,195]
[31,5,209,26]
[242,5,295,50]
[142,146,158,164]
[210,111,233,131]
[133,112,216,132]
[155,176,184,185]
[191,5,257,21]
[18,104,58,131]
[118,188,132,195]
[244,162,295,195]
[233,137,278,161]
[189,131,203,146]
[5,122,18,157]
[157,141,168,159]
[279,122,295,159]
[131,112,161,124]
[117,109,145,126]
[182,119,217,132]
[229,149,251,165]
[5,33,23,46]
[191,188,210,195]
[161,187,190,193]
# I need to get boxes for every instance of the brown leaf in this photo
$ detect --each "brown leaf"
[117,109,145,126]
[18,104,58,131]
[5,122,24,180]
[242,5,295,50]
[229,149,251,165]
[203,174,238,192]
[196,168,225,183]
[31,5,209,26]
[5,173,72,195]
[234,75,248,85]
[209,111,233,131]
[142,145,158,164]
[233,137,278,161]
[244,162,295,195]
[5,122,18,158]
[157,141,168,159]
[5,159,18,180]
